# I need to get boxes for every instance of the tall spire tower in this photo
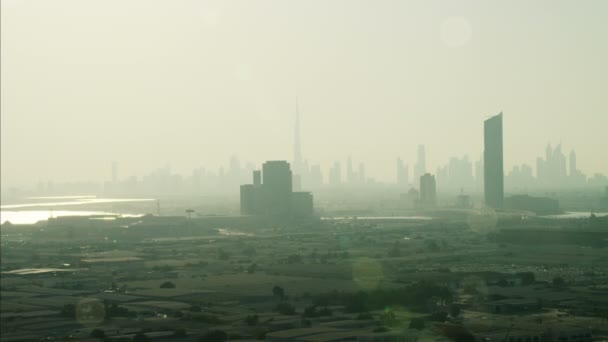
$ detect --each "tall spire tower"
[293,98,303,175]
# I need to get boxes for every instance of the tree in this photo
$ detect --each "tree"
[517,272,536,285]
[380,310,396,326]
[160,281,176,289]
[199,330,228,342]
[276,302,296,315]
[303,305,317,317]
[425,239,440,252]
[273,285,285,300]
[552,276,566,287]
[245,314,259,326]
[449,304,461,318]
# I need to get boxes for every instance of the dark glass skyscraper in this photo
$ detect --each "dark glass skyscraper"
[484,113,504,208]
[419,173,436,207]
[262,161,293,216]
[240,160,313,218]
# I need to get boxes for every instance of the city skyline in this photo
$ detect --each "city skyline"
[12,139,607,198]
[2,2,608,340]
[2,0,608,187]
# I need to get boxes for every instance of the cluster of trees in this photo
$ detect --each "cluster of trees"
[245,314,258,326]
[272,285,286,300]
[312,281,453,312]
[276,302,296,315]
[160,281,176,288]
[61,300,136,321]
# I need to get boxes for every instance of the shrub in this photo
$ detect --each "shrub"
[160,281,176,289]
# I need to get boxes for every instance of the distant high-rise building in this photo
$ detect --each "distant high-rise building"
[293,100,303,176]
[484,113,504,208]
[292,174,302,191]
[396,158,409,187]
[536,143,579,187]
[308,164,323,189]
[437,155,474,190]
[569,150,577,176]
[359,162,366,183]
[436,165,448,189]
[241,170,263,215]
[329,162,342,186]
[505,163,535,190]
[240,161,314,218]
[253,170,261,186]
[347,156,354,184]
[420,173,437,207]
[262,161,292,216]
[291,192,314,218]
[240,184,255,215]
[414,145,426,181]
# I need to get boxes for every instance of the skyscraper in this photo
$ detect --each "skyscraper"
[262,161,293,216]
[420,173,436,207]
[484,113,504,208]
[329,161,342,186]
[253,170,261,186]
[414,145,426,182]
[293,100,303,176]
[536,143,570,187]
[569,150,577,177]
[240,184,255,215]
[240,161,313,218]
[396,158,409,187]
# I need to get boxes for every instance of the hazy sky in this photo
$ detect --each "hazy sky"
[2,0,607,186]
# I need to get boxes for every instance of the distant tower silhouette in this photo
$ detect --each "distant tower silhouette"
[293,98,303,176]
[484,112,504,208]
[569,150,577,176]
[262,161,293,216]
[414,145,426,182]
[396,158,409,187]
[419,173,437,207]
